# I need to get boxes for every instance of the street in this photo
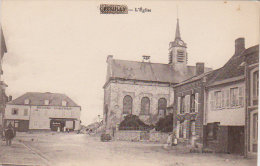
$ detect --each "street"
[0,132,257,166]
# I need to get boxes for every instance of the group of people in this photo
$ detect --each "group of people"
[1,123,16,146]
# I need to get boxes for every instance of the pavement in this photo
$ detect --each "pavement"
[0,132,257,166]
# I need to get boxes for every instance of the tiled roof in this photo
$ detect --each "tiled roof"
[207,45,259,86]
[8,92,80,107]
[108,59,212,84]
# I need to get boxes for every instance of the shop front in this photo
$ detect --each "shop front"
[50,118,76,132]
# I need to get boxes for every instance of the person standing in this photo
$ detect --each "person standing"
[5,123,15,146]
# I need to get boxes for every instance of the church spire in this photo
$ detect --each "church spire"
[175,18,181,40]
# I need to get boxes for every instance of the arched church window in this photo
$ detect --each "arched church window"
[140,97,150,115]
[158,98,167,117]
[123,95,132,114]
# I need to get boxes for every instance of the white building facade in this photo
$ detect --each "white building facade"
[4,92,81,132]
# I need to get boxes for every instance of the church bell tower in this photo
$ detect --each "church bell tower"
[168,19,187,66]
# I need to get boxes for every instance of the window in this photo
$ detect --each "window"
[209,91,215,110]
[191,94,195,113]
[44,100,49,105]
[207,122,219,140]
[177,97,181,114]
[177,50,185,62]
[24,99,30,105]
[62,100,67,107]
[238,87,244,107]
[253,71,259,104]
[140,97,150,115]
[178,120,187,138]
[225,90,230,108]
[195,93,199,112]
[215,91,222,109]
[180,96,185,114]
[230,88,239,107]
[253,113,258,140]
[123,95,133,114]
[24,109,28,116]
[11,108,18,115]
[158,98,167,117]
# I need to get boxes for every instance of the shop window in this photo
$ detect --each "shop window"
[11,108,18,115]
[24,109,28,116]
[140,97,150,115]
[158,98,167,117]
[123,95,132,114]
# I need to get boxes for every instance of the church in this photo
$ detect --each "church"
[103,19,212,134]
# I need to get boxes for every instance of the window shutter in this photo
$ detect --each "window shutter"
[176,121,180,138]
[239,87,244,107]
[183,120,187,139]
[226,89,230,108]
[177,97,181,114]
[195,93,199,112]
[187,95,190,113]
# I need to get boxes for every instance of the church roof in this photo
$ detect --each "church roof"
[105,58,212,86]
[8,92,80,107]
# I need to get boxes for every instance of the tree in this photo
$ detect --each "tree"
[119,114,151,130]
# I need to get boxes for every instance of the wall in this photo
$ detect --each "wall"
[115,130,145,141]
[149,131,169,143]
[5,104,31,120]
[206,81,245,126]
[104,80,174,132]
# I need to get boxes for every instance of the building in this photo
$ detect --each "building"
[0,27,8,128]
[103,19,211,134]
[173,66,219,146]
[4,92,81,132]
[245,44,259,156]
[204,38,259,154]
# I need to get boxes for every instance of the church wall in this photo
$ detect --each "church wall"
[104,80,174,132]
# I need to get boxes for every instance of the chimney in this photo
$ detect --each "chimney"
[196,62,205,75]
[235,38,245,55]
[8,95,12,102]
[106,55,113,63]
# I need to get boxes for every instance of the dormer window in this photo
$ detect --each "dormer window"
[44,100,49,105]
[24,99,30,105]
[62,100,67,107]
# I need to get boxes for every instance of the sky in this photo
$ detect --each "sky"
[0,0,259,125]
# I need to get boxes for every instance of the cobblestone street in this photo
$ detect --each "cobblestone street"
[0,132,257,166]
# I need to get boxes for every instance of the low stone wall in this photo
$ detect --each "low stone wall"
[115,130,147,142]
[149,131,169,144]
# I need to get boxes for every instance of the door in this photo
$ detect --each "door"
[251,112,258,153]
[228,126,244,154]
[17,120,29,132]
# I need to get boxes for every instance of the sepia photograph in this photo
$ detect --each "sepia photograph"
[0,0,259,166]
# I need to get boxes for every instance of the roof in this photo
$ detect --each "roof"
[174,68,221,87]
[106,58,212,85]
[207,45,259,86]
[8,92,80,107]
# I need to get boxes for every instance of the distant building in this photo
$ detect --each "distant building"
[103,19,212,134]
[4,92,81,132]
[204,38,258,154]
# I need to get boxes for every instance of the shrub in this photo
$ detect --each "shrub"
[119,114,151,130]
[155,113,173,132]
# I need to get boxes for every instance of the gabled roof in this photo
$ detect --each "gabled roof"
[8,92,80,107]
[106,58,212,85]
[207,45,259,86]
